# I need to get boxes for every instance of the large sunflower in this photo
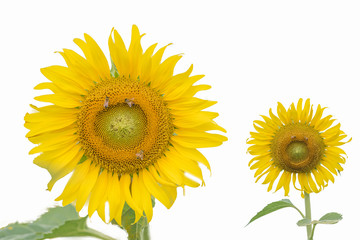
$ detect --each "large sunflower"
[247,99,350,196]
[25,25,227,224]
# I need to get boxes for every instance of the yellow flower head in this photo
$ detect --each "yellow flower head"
[247,99,350,196]
[25,25,227,224]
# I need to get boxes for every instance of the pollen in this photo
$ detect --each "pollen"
[77,76,174,174]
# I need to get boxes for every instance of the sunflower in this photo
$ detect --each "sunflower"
[247,99,350,196]
[25,25,227,224]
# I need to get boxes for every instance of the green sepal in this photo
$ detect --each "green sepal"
[110,59,119,78]
[0,205,114,240]
[78,155,88,165]
[247,199,304,226]
[297,212,343,226]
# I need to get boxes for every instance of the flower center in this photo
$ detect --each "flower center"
[286,141,309,163]
[95,104,147,148]
[271,123,325,173]
[77,76,174,174]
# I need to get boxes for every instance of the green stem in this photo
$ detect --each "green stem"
[309,224,317,240]
[293,205,305,219]
[142,221,150,240]
[304,192,312,240]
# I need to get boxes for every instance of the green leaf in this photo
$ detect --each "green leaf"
[297,212,342,227]
[0,222,40,240]
[297,218,312,226]
[0,205,115,240]
[317,212,342,224]
[0,205,77,240]
[44,217,115,240]
[247,199,304,226]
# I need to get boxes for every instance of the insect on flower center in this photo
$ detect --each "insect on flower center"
[271,123,325,173]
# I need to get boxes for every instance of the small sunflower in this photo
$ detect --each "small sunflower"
[25,25,227,224]
[247,99,350,196]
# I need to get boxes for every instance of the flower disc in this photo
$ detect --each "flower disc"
[77,76,174,174]
[271,123,325,173]
[95,104,147,148]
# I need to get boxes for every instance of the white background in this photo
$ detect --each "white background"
[1,1,360,239]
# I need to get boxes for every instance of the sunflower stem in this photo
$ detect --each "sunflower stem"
[309,224,316,240]
[304,192,312,240]
[142,221,151,240]
[125,219,150,240]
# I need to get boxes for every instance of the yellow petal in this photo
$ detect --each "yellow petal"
[40,66,89,94]
[275,171,290,194]
[132,173,153,222]
[47,149,83,191]
[277,102,289,124]
[34,94,81,108]
[141,169,174,209]
[156,159,184,186]
[183,176,201,188]
[108,28,130,76]
[292,173,302,191]
[27,125,76,144]
[312,169,325,189]
[173,111,219,129]
[269,108,282,126]
[300,99,311,123]
[59,49,99,84]
[88,171,109,218]
[172,129,227,148]
[34,141,80,169]
[289,103,298,123]
[139,176,154,222]
[307,174,319,193]
[29,134,77,154]
[151,44,172,69]
[266,168,281,191]
[171,141,211,171]
[56,160,92,202]
[73,35,110,81]
[310,104,325,126]
[164,74,205,101]
[298,173,310,193]
[119,174,143,221]
[108,174,125,223]
[139,43,157,83]
[296,98,303,119]
[151,55,182,89]
[170,98,217,113]
[315,115,334,131]
[167,149,204,185]
[248,153,271,166]
[75,163,100,212]
[128,25,144,78]
[182,84,211,97]
[321,123,341,138]
[148,166,176,187]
